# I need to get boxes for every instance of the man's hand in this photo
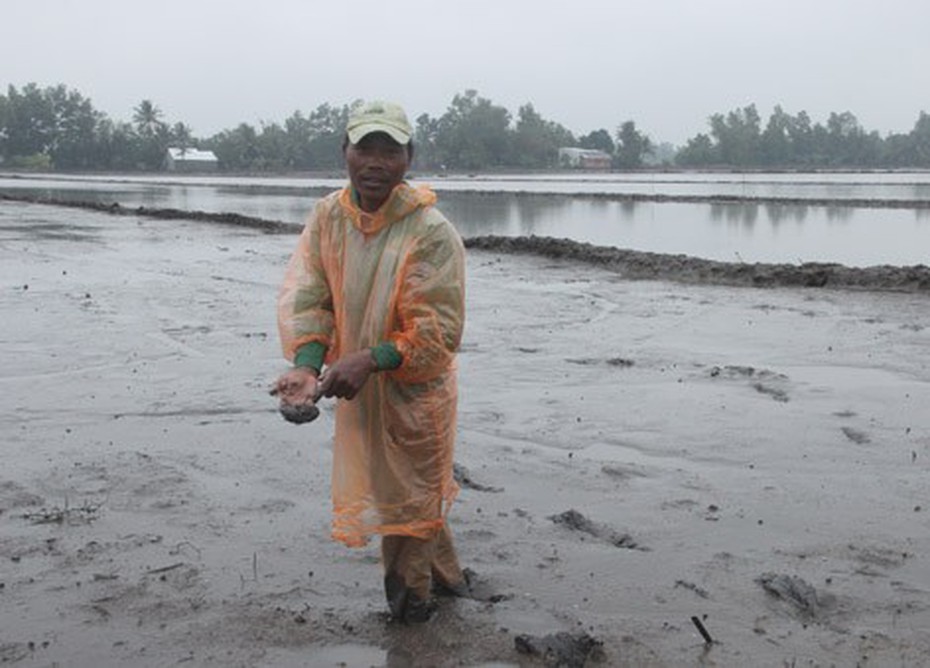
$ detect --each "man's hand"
[317,349,376,400]
[271,367,321,424]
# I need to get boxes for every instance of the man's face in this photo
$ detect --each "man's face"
[344,132,411,212]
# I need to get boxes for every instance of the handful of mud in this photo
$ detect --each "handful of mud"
[278,402,320,424]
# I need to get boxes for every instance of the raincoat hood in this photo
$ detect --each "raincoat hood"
[339,182,438,235]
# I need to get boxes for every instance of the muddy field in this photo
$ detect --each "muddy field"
[2,199,930,667]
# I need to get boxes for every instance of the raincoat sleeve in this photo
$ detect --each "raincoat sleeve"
[388,220,465,384]
[277,203,335,361]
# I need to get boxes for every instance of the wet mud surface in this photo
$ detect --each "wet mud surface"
[2,199,930,666]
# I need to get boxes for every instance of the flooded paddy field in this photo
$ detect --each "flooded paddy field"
[2,196,930,666]
[3,170,930,267]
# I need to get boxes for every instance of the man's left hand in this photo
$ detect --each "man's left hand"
[317,349,377,400]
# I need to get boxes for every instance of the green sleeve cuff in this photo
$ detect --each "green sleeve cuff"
[294,341,326,373]
[371,342,403,371]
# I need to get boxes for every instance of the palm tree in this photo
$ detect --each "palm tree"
[133,99,164,137]
[170,122,193,151]
[132,99,169,170]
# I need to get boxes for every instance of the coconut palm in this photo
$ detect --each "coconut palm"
[133,99,164,137]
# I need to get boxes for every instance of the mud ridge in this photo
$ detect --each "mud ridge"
[444,189,930,210]
[464,235,930,293]
[5,192,930,292]
[0,193,296,234]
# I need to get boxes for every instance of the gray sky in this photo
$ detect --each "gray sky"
[4,0,928,145]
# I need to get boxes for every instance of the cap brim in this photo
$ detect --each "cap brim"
[346,122,411,145]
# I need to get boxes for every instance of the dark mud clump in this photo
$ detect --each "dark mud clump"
[277,402,320,425]
[514,631,604,667]
[756,572,828,621]
[464,235,930,293]
[453,463,503,493]
[841,427,871,444]
[709,365,791,402]
[549,509,642,550]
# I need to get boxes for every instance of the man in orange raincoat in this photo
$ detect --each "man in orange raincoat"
[274,100,467,623]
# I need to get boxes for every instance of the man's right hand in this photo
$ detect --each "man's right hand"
[271,368,321,423]
[272,367,320,403]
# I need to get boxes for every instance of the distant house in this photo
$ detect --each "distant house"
[558,147,612,170]
[164,147,218,173]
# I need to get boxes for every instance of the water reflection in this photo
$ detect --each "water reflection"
[708,202,855,227]
[824,206,854,223]
[2,177,928,267]
[710,203,761,228]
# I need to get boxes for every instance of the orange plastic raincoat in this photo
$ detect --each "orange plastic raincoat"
[278,183,465,547]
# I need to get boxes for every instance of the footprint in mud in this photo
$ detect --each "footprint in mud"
[548,509,644,550]
[751,382,789,402]
[565,356,634,368]
[78,451,199,513]
[88,563,206,625]
[238,498,297,514]
[756,572,832,622]
[674,579,710,599]
[600,464,647,481]
[841,427,871,445]
[785,540,911,578]
[0,480,45,513]
[846,543,911,572]
[162,324,212,337]
[708,365,790,402]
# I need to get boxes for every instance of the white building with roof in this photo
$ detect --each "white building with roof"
[558,147,612,170]
[164,147,218,172]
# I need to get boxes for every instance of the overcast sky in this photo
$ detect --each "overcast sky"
[3,0,928,145]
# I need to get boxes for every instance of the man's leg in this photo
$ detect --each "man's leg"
[381,534,436,622]
[430,522,466,595]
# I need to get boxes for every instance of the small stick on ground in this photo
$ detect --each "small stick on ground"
[691,615,714,645]
[146,562,185,575]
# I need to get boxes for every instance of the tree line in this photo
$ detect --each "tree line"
[677,104,930,168]
[1,83,929,172]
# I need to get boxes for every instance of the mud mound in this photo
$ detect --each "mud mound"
[514,631,604,667]
[464,235,930,293]
[0,193,295,233]
[549,509,642,550]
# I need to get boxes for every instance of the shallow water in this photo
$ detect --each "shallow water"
[3,171,930,267]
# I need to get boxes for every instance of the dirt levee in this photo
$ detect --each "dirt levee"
[465,234,930,292]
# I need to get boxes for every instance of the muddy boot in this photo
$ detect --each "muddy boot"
[432,568,509,603]
[401,592,435,624]
[385,572,435,624]
[384,571,410,620]
[431,567,472,598]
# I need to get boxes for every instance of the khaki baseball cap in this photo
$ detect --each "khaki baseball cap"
[346,100,413,145]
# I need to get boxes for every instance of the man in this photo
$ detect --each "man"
[273,100,468,623]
